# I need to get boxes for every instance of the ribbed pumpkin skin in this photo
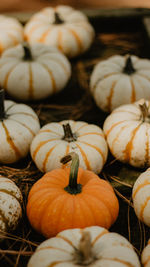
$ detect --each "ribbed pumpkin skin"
[24,5,95,58]
[90,55,150,112]
[30,120,108,174]
[141,240,150,267]
[132,168,150,226]
[0,176,22,232]
[27,226,140,267]
[26,168,119,238]
[0,100,40,164]
[0,43,71,101]
[0,15,23,54]
[103,99,150,168]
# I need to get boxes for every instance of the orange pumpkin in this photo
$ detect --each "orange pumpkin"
[26,152,119,238]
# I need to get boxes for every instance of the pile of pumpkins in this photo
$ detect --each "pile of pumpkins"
[1,4,150,267]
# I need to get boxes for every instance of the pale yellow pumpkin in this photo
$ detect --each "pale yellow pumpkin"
[30,120,108,173]
[0,15,23,54]
[103,99,150,168]
[90,55,150,112]
[132,168,150,226]
[0,176,22,233]
[0,43,71,101]
[27,226,141,267]
[24,5,95,58]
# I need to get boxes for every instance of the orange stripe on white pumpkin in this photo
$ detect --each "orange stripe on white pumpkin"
[51,261,70,266]
[78,140,105,165]
[111,124,130,153]
[2,122,21,159]
[39,129,62,136]
[57,30,63,53]
[24,24,41,40]
[38,28,52,43]
[3,63,18,89]
[79,132,104,138]
[43,145,57,172]
[123,123,141,162]
[91,72,119,93]
[28,63,34,99]
[107,80,118,112]
[101,257,136,266]
[44,57,70,76]
[130,78,136,103]
[9,118,35,136]
[41,63,57,94]
[92,229,108,246]
[75,143,91,170]
[9,112,38,121]
[32,139,58,160]
[140,197,150,221]
[6,32,19,45]
[66,27,83,53]
[132,180,150,199]
[56,235,75,248]
[105,120,128,137]
[37,246,70,253]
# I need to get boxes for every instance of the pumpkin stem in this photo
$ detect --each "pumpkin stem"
[0,89,6,121]
[139,100,149,122]
[53,12,64,24]
[123,56,135,75]
[23,43,32,60]
[61,152,82,195]
[75,231,94,265]
[62,123,77,142]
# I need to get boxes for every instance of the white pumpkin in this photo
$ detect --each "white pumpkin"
[0,89,40,164]
[0,176,22,232]
[24,5,95,58]
[27,225,141,267]
[0,15,23,54]
[30,120,108,173]
[90,54,150,112]
[103,99,150,168]
[141,240,150,267]
[132,168,150,226]
[0,43,71,101]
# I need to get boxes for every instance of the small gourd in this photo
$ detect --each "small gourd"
[24,5,95,58]
[27,153,119,238]
[141,240,150,267]
[132,168,150,226]
[0,42,71,101]
[0,89,40,164]
[0,176,22,233]
[90,54,150,112]
[27,226,140,267]
[103,99,150,168]
[0,15,23,54]
[30,120,108,174]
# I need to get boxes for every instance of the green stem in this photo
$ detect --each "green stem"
[61,152,82,194]
[123,56,135,75]
[53,12,64,24]
[0,89,5,120]
[23,43,32,61]
[62,124,77,142]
